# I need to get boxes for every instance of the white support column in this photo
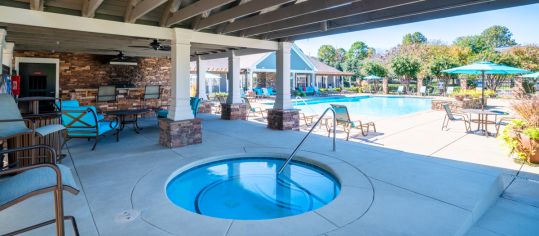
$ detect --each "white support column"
[0,29,6,67]
[333,76,337,88]
[196,55,207,99]
[247,70,253,91]
[274,42,292,110]
[2,42,14,72]
[167,30,194,121]
[226,50,241,104]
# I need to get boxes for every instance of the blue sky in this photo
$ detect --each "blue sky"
[296,3,539,56]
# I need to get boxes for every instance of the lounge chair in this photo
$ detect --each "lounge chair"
[243,97,267,118]
[397,86,404,95]
[419,86,427,96]
[446,87,454,96]
[61,104,119,151]
[441,103,471,132]
[0,94,66,163]
[300,112,318,126]
[262,88,271,97]
[330,104,376,140]
[156,97,201,118]
[0,145,80,236]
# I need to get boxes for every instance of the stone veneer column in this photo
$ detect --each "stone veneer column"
[221,50,247,120]
[267,42,299,130]
[160,29,201,148]
[196,55,207,100]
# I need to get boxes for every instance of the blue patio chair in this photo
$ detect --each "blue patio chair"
[61,105,119,151]
[0,145,80,236]
[156,97,202,119]
[267,87,277,95]
[441,104,471,132]
[56,99,105,121]
[0,94,66,163]
[305,86,315,96]
[330,104,376,140]
[253,88,265,97]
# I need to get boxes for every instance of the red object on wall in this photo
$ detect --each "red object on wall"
[11,75,21,96]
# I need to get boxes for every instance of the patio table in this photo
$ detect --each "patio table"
[106,109,151,134]
[461,109,506,137]
[17,96,57,115]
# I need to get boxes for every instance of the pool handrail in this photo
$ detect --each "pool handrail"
[277,107,336,175]
[295,96,318,114]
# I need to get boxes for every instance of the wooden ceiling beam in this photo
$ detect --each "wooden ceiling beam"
[126,0,168,23]
[82,0,105,17]
[164,0,235,27]
[160,0,182,27]
[29,0,44,11]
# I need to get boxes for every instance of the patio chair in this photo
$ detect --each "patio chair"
[243,97,267,118]
[142,85,161,110]
[0,145,80,236]
[156,97,202,119]
[56,99,105,122]
[96,85,117,103]
[441,104,471,132]
[300,112,317,126]
[0,94,66,164]
[61,105,119,151]
[330,104,376,141]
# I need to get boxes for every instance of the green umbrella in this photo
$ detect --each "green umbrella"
[442,61,528,108]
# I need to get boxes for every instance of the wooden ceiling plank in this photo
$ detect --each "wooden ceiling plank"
[164,0,235,27]
[194,0,294,31]
[159,0,182,27]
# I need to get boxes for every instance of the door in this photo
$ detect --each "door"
[19,62,56,98]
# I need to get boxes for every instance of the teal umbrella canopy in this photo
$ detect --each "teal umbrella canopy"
[521,72,539,78]
[363,75,382,80]
[442,61,528,74]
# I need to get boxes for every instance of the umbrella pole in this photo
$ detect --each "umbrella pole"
[481,71,485,110]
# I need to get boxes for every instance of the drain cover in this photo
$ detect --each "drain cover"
[114,209,140,223]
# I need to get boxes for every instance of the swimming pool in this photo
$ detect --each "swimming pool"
[166,158,340,220]
[294,96,432,117]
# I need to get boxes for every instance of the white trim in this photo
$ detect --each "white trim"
[15,57,60,98]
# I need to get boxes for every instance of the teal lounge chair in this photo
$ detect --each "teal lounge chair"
[157,97,201,118]
[441,104,470,132]
[330,104,376,140]
[61,105,119,151]
[243,97,267,118]
[0,145,80,236]
[56,100,105,121]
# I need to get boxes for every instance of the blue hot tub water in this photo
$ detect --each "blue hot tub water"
[166,158,340,220]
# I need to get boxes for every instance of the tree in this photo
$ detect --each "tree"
[343,41,374,78]
[317,45,336,67]
[427,56,458,90]
[454,35,488,54]
[334,48,347,71]
[480,25,517,49]
[402,32,427,45]
[391,55,421,93]
[362,61,387,77]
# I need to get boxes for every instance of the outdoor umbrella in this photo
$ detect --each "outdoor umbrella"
[363,75,382,93]
[442,61,528,109]
[521,72,539,78]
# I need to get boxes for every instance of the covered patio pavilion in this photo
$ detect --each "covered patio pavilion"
[1,0,539,235]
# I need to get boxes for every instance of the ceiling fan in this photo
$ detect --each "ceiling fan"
[128,39,171,51]
[109,51,137,66]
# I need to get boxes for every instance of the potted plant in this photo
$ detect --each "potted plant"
[500,97,539,164]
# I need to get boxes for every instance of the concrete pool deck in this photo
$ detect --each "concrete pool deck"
[1,107,538,235]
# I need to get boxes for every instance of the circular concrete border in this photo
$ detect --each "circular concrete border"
[131,149,374,235]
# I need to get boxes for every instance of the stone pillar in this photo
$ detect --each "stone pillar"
[417,78,423,96]
[0,29,6,67]
[160,29,201,148]
[196,55,207,100]
[460,77,468,90]
[382,77,388,94]
[221,50,247,120]
[268,42,299,131]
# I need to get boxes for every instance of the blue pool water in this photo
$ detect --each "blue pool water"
[166,158,340,220]
[294,96,432,117]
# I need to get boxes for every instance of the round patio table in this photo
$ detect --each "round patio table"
[106,109,151,134]
[461,109,506,137]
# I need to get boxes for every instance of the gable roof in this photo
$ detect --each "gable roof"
[307,56,354,76]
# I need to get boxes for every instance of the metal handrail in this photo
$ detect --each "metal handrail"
[277,107,336,175]
[294,96,317,114]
